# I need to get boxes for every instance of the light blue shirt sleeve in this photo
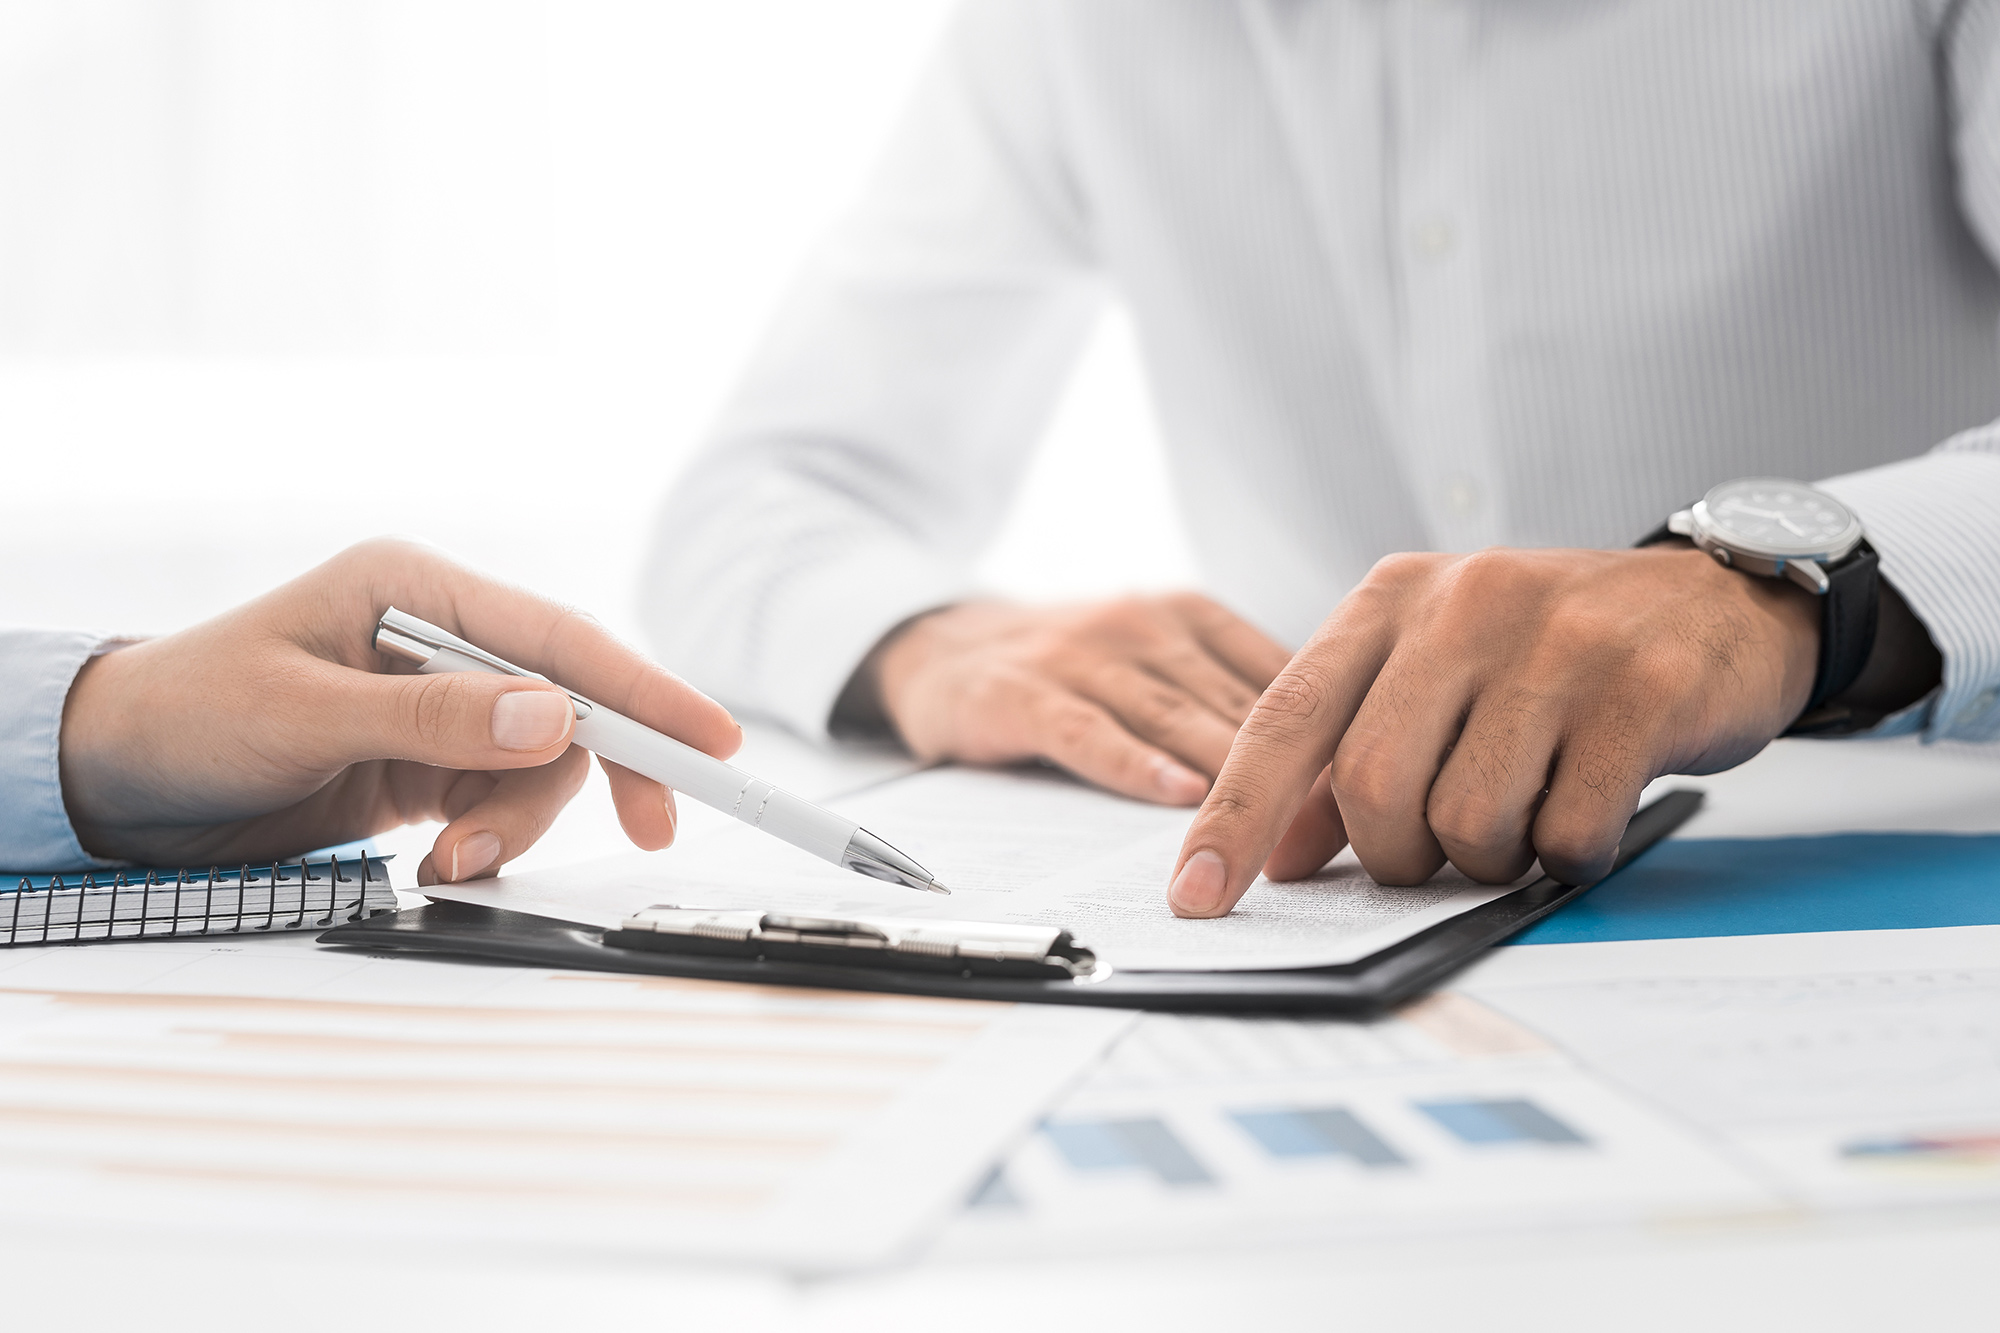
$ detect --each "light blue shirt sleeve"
[0,628,119,871]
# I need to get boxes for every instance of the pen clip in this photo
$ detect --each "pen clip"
[374,608,592,720]
[375,607,531,678]
[374,607,596,719]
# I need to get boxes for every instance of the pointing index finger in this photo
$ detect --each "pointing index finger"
[1168,606,1395,918]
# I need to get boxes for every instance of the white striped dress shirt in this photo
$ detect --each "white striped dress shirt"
[644,0,2000,746]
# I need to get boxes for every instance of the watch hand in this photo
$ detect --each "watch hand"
[1776,515,1807,538]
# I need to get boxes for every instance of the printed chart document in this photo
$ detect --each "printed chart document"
[0,930,1130,1273]
[939,997,1772,1259]
[1463,925,2000,1214]
[936,925,2000,1260]
[440,766,1529,971]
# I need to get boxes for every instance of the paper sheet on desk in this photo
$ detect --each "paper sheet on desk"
[440,767,1526,971]
[0,930,1131,1273]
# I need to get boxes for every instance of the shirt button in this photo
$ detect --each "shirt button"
[1410,218,1457,260]
[1444,476,1481,517]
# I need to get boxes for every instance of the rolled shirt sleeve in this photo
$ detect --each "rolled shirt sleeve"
[1820,431,2000,743]
[0,629,120,871]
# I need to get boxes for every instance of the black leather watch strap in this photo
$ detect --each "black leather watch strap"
[1805,540,1879,709]
[1635,519,1678,549]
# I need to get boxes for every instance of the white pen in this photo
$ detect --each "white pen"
[373,607,948,894]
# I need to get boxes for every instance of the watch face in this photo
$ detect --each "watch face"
[1698,478,1861,557]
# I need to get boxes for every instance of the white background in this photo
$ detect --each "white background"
[0,0,1194,648]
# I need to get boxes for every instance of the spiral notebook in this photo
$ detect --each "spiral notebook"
[2,854,398,946]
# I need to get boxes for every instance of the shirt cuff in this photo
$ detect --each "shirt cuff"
[743,539,972,739]
[0,630,124,872]
[1820,447,2000,743]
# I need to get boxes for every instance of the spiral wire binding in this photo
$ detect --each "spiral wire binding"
[4,855,394,946]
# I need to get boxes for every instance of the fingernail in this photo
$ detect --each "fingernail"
[1169,849,1228,915]
[450,830,502,881]
[491,691,573,751]
[1154,758,1208,803]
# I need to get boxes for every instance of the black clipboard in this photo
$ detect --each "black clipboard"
[320,789,1702,1016]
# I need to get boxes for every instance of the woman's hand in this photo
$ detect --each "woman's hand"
[58,538,740,884]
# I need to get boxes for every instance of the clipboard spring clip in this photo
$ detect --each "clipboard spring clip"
[605,906,1102,981]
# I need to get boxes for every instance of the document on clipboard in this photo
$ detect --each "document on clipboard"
[427,766,1537,972]
[343,767,1698,1013]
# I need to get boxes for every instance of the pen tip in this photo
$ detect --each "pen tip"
[925,881,951,895]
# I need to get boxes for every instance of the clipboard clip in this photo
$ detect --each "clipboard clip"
[604,906,1103,981]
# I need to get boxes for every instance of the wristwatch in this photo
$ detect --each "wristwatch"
[1641,477,1879,721]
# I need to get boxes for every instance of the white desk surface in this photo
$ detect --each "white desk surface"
[11,730,2000,1333]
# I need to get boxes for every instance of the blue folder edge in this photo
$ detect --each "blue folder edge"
[1513,833,2000,945]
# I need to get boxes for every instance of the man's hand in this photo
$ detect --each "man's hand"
[1167,547,1823,916]
[866,595,1294,805]
[59,538,740,885]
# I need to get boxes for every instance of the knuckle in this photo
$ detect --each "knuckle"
[1457,690,1547,788]
[1151,641,1206,677]
[1097,597,1161,641]
[1045,699,1107,753]
[1441,547,1532,607]
[409,672,474,749]
[1328,740,1400,818]
[1362,551,1436,592]
[1249,669,1332,731]
[1534,819,1617,878]
[1161,590,1221,622]
[1023,644,1076,680]
[1542,599,1606,646]
[968,665,1041,718]
[1129,682,1196,732]
[536,602,606,668]
[1567,725,1648,799]
[343,534,440,579]
[1192,786,1267,840]
[1426,794,1511,856]
[549,602,603,636]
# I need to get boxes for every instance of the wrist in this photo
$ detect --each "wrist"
[1707,547,1823,713]
[1648,543,1821,716]
[1643,480,1885,732]
[828,604,960,741]
[57,645,139,856]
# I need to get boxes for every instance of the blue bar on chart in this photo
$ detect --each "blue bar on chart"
[1229,1107,1407,1167]
[1042,1117,1214,1186]
[1416,1099,1588,1146]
